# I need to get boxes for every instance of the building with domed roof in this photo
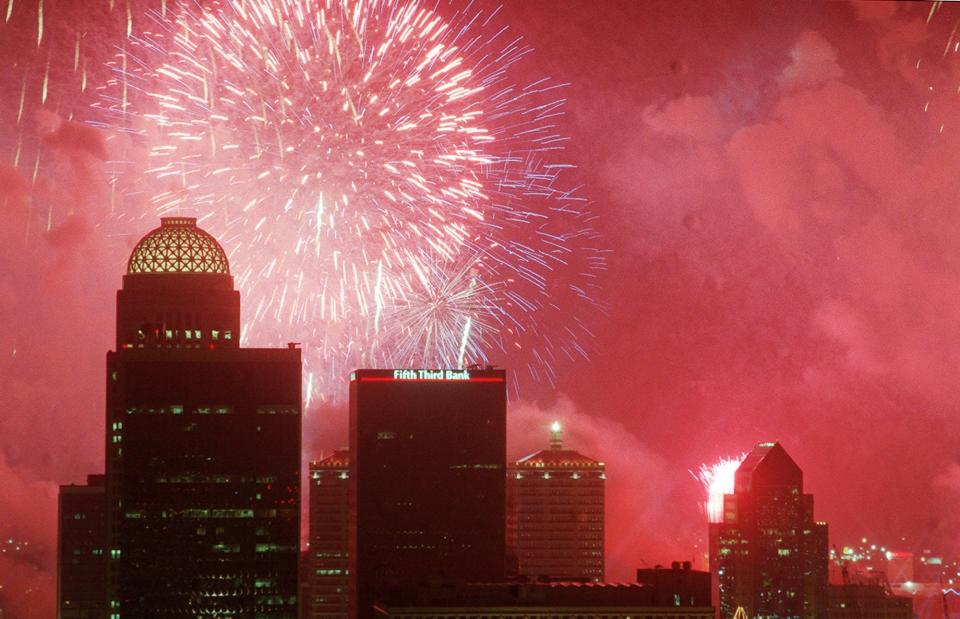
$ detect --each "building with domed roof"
[116,217,240,350]
[507,422,605,582]
[105,217,302,617]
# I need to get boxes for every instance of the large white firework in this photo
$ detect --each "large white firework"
[100,0,604,402]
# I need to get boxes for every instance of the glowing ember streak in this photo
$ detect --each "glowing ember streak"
[457,316,472,368]
[41,53,49,104]
[695,454,747,523]
[16,74,26,125]
[103,0,605,401]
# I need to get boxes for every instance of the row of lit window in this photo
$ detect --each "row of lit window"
[123,405,297,415]
[156,474,277,484]
[137,328,233,342]
[312,471,350,481]
[514,473,607,480]
[125,405,230,415]
[141,508,282,519]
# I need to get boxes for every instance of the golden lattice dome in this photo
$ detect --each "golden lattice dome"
[127,217,230,275]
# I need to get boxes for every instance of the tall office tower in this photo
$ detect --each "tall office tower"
[710,442,828,619]
[350,369,507,619]
[308,450,351,619]
[507,422,605,581]
[58,474,106,619]
[105,217,302,617]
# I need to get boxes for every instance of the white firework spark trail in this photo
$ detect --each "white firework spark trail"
[96,0,605,402]
[694,453,747,524]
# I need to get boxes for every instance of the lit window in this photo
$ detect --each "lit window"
[211,330,219,340]
[224,330,232,340]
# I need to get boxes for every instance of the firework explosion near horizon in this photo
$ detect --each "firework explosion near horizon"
[696,453,746,524]
[2,0,605,404]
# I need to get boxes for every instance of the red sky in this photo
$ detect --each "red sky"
[2,1,960,616]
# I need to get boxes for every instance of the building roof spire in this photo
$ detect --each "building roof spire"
[549,421,563,450]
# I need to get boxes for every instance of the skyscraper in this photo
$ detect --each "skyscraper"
[307,450,351,619]
[58,474,106,619]
[710,442,828,619]
[507,422,605,581]
[105,217,302,617]
[349,368,507,619]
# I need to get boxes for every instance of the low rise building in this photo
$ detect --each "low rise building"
[828,584,912,619]
[636,562,711,608]
[373,581,713,619]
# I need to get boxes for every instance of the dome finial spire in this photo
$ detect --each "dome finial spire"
[549,421,563,450]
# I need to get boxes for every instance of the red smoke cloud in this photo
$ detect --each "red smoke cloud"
[489,0,960,574]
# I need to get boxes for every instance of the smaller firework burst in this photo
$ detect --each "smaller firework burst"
[694,454,746,523]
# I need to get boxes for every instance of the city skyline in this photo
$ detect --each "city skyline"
[3,1,960,617]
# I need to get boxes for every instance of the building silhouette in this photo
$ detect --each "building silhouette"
[105,217,302,617]
[827,584,912,619]
[349,368,507,619]
[636,562,711,608]
[373,581,714,619]
[58,474,106,619]
[507,422,604,581]
[710,442,828,619]
[307,450,351,619]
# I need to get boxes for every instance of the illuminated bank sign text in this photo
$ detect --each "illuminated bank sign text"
[393,369,471,381]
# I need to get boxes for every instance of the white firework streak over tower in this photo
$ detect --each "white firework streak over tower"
[99,0,605,401]
[694,453,747,524]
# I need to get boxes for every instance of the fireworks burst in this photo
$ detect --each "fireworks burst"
[94,0,604,401]
[694,453,746,523]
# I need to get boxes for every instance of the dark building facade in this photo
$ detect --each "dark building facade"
[507,422,604,581]
[827,584,912,619]
[373,582,714,619]
[105,217,302,617]
[58,474,106,619]
[350,368,507,619]
[710,442,828,619]
[636,562,711,608]
[307,450,351,619]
